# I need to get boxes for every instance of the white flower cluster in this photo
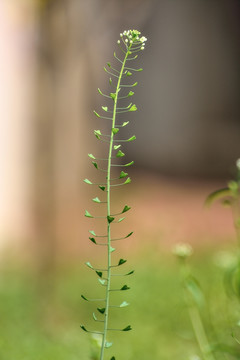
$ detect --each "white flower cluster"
[172,243,193,259]
[118,29,147,50]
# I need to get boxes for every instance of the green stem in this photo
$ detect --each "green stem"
[100,45,131,360]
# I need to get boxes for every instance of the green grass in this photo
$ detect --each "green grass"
[0,245,239,359]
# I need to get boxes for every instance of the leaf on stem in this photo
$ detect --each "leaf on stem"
[110,93,116,100]
[89,237,97,244]
[126,71,132,76]
[102,106,108,112]
[94,130,102,139]
[118,259,127,266]
[85,210,93,218]
[114,145,121,150]
[80,325,88,332]
[88,153,96,159]
[127,91,134,97]
[116,150,125,157]
[126,232,133,238]
[122,325,132,331]
[89,230,96,236]
[122,121,129,127]
[127,135,136,142]
[92,162,98,169]
[112,128,119,135]
[125,161,134,167]
[126,270,134,276]
[119,171,128,179]
[97,307,106,314]
[85,261,93,269]
[99,185,106,191]
[122,205,131,213]
[124,177,131,184]
[95,271,103,278]
[110,247,115,253]
[105,342,113,348]
[120,301,129,308]
[129,104,137,111]
[92,197,101,203]
[93,110,101,118]
[98,279,106,285]
[81,295,89,301]
[121,285,130,291]
[117,217,125,223]
[84,179,93,185]
[107,216,115,223]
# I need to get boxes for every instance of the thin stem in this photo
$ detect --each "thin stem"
[100,45,132,360]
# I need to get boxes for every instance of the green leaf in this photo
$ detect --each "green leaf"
[88,153,96,159]
[114,145,121,150]
[110,357,116,360]
[81,295,89,301]
[118,258,127,266]
[124,177,131,184]
[110,93,116,100]
[121,285,130,291]
[122,325,132,331]
[127,91,134,97]
[132,82,138,87]
[102,106,108,112]
[92,197,101,203]
[85,210,93,218]
[122,121,129,127]
[110,247,115,253]
[107,62,111,68]
[95,271,103,278]
[84,179,93,185]
[137,68,143,71]
[97,307,105,314]
[94,130,102,139]
[118,217,125,223]
[93,110,100,117]
[93,312,98,321]
[205,188,231,207]
[80,325,88,332]
[89,230,96,236]
[127,135,136,142]
[97,88,103,95]
[109,78,112,85]
[129,104,137,111]
[85,261,93,269]
[99,185,106,191]
[125,161,134,167]
[126,232,133,238]
[112,128,119,135]
[107,216,115,223]
[98,279,106,285]
[105,342,113,348]
[116,150,125,157]
[126,270,134,276]
[92,162,98,169]
[119,171,128,179]
[120,301,129,308]
[89,237,96,244]
[126,71,132,76]
[122,205,131,213]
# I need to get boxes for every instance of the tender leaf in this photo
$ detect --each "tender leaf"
[84,179,93,185]
[107,216,115,223]
[99,185,106,191]
[105,342,113,348]
[96,271,103,278]
[121,285,130,291]
[97,307,106,314]
[109,78,112,85]
[85,210,93,218]
[102,106,108,112]
[92,162,98,169]
[118,258,127,266]
[125,161,134,167]
[126,71,132,76]
[94,130,102,139]
[114,145,121,150]
[89,237,96,244]
[88,153,96,159]
[93,312,98,321]
[122,121,129,127]
[119,171,128,179]
[89,230,96,236]
[129,104,137,112]
[112,128,119,135]
[98,279,106,285]
[93,110,100,118]
[120,301,129,308]
[81,295,89,301]
[126,232,133,238]
[110,247,115,253]
[137,68,143,71]
[205,187,231,207]
[116,150,125,157]
[110,93,116,100]
[118,217,125,223]
[127,135,136,142]
[132,82,138,87]
[80,325,88,332]
[107,62,111,68]
[97,88,103,95]
[85,261,93,269]
[127,91,134,97]
[110,357,116,360]
[126,270,134,276]
[122,325,132,331]
[122,205,131,213]
[92,197,101,203]
[124,177,131,184]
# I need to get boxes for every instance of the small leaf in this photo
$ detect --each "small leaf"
[126,71,132,76]
[116,150,125,157]
[118,259,127,266]
[88,153,96,159]
[137,68,143,71]
[93,312,98,321]
[105,342,113,348]
[99,185,106,191]
[93,110,100,117]
[120,301,129,308]
[84,179,92,185]
[129,104,137,111]
[121,285,130,291]
[98,279,106,285]
[119,171,128,179]
[81,295,89,301]
[80,325,88,332]
[122,205,131,213]
[110,246,115,253]
[122,121,129,127]
[110,357,116,360]
[96,271,103,278]
[89,237,96,244]
[97,307,106,314]
[107,62,111,68]
[118,217,125,223]
[97,88,103,95]
[112,128,119,135]
[92,197,101,203]
[109,78,112,85]
[89,230,96,236]
[125,161,134,167]
[114,145,121,150]
[94,130,102,139]
[124,177,131,184]
[107,216,115,223]
[102,106,108,112]
[132,82,138,87]
[122,325,132,331]
[110,93,116,100]
[126,270,134,276]
[127,135,136,142]
[92,162,98,169]
[127,91,134,97]
[85,261,93,269]
[85,210,93,218]
[126,232,133,238]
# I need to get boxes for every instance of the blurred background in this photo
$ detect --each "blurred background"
[0,0,240,359]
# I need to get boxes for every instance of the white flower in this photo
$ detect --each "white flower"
[125,39,128,43]
[140,36,147,42]
[120,33,123,37]
[172,243,193,258]
[117,40,120,44]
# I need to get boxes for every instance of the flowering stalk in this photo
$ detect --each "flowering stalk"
[81,30,147,360]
